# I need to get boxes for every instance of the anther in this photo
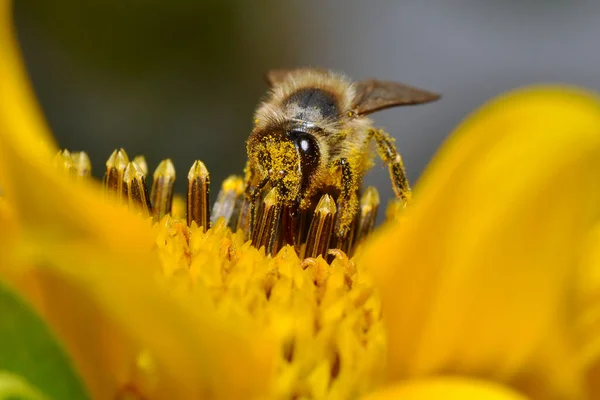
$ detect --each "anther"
[53,149,74,174]
[237,197,252,239]
[281,204,299,253]
[294,209,309,250]
[187,160,210,231]
[132,155,148,177]
[124,162,152,216]
[355,187,380,245]
[304,194,337,259]
[104,148,129,201]
[211,175,244,230]
[330,217,357,257]
[237,176,269,239]
[251,187,282,254]
[150,159,176,220]
[70,151,91,178]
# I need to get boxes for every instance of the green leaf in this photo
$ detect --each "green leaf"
[0,371,49,400]
[0,280,89,400]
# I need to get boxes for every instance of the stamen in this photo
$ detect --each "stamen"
[251,187,282,254]
[53,149,74,174]
[150,159,176,220]
[237,176,269,239]
[281,204,300,253]
[355,187,380,245]
[132,155,148,177]
[211,175,244,230]
[81,150,383,257]
[124,162,152,216]
[70,151,91,178]
[330,216,357,257]
[295,209,310,250]
[304,194,336,259]
[104,148,129,201]
[329,196,358,257]
[186,160,210,231]
[237,197,252,239]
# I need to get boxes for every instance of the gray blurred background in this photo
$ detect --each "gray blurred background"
[13,1,600,211]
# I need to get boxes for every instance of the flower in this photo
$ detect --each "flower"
[2,1,600,399]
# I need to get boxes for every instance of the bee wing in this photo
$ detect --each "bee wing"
[265,69,295,87]
[265,67,329,87]
[352,79,440,115]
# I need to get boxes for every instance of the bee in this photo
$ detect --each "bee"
[241,67,439,248]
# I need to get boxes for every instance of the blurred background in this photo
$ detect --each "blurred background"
[13,1,600,212]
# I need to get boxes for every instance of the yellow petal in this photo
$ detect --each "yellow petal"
[362,87,600,398]
[0,2,274,398]
[577,223,600,397]
[25,240,273,399]
[0,1,154,257]
[361,377,527,400]
[0,1,55,157]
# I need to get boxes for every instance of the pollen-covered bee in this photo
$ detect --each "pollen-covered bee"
[241,67,439,254]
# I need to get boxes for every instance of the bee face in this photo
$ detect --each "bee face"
[247,128,301,202]
[247,121,323,204]
[248,70,356,203]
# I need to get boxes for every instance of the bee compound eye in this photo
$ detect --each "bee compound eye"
[294,133,320,185]
[298,136,316,157]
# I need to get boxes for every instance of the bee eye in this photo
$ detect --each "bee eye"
[289,130,320,186]
[298,136,317,158]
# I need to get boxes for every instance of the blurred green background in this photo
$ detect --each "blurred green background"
[13,1,600,209]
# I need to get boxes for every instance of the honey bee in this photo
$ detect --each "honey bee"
[242,67,439,246]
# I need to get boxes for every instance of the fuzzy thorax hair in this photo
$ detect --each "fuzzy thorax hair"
[253,69,372,135]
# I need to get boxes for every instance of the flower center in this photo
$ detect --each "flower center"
[56,148,396,399]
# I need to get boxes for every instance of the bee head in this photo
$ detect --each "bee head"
[247,123,321,203]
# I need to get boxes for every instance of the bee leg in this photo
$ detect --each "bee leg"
[334,157,359,238]
[369,128,412,207]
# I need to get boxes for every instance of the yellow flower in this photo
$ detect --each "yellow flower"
[2,1,600,399]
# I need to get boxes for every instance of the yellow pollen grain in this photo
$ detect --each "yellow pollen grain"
[266,139,301,199]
